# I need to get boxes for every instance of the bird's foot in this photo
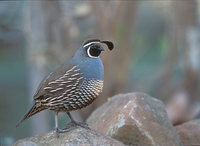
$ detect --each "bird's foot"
[73,121,90,129]
[64,121,90,130]
[55,121,90,138]
[56,127,75,138]
[55,127,76,138]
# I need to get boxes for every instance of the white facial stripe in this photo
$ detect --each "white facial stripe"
[83,41,100,48]
[87,47,99,58]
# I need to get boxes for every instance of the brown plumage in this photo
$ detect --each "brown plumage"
[16,64,103,128]
[16,104,45,128]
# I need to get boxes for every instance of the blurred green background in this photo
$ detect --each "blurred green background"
[1,1,200,145]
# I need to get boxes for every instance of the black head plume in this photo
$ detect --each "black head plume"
[100,41,114,51]
[83,39,114,51]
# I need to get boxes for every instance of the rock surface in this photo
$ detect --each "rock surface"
[14,127,124,146]
[87,92,182,146]
[175,119,200,145]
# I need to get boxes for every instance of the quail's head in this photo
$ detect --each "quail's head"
[73,39,114,60]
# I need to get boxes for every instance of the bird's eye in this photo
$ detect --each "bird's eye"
[87,46,101,58]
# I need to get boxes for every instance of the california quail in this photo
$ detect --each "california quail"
[16,39,114,137]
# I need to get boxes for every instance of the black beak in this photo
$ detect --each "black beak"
[99,46,105,51]
[101,41,114,51]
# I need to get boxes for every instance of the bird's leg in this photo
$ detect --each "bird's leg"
[65,112,90,130]
[55,112,60,138]
[55,112,75,137]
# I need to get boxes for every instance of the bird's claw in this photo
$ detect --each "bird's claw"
[55,121,90,138]
[64,121,90,130]
[55,126,76,138]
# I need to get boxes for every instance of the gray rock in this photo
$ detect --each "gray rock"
[175,119,200,145]
[14,127,124,146]
[87,92,182,146]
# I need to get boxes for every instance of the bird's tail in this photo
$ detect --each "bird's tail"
[16,103,45,128]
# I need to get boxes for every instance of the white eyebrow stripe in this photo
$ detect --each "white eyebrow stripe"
[83,41,100,48]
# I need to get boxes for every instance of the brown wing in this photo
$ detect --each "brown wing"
[34,64,83,100]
